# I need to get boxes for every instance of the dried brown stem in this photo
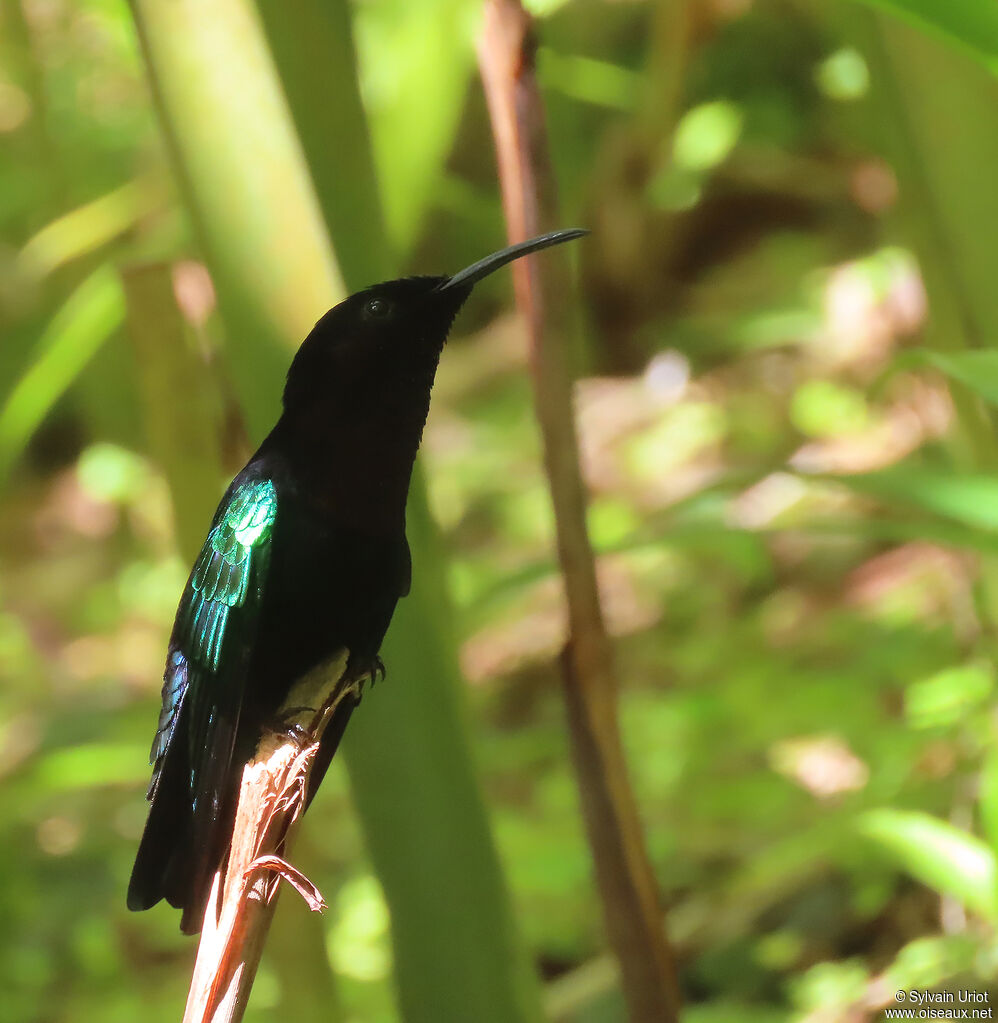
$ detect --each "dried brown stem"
[476,3,681,1020]
[182,653,352,1023]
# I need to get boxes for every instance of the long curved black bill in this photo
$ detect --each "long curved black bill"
[437,228,588,292]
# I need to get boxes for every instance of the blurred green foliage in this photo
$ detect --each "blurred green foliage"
[5,0,998,1021]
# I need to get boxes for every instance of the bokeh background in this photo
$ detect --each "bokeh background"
[3,0,998,1020]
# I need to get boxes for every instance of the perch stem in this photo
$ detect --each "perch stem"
[182,654,352,1023]
[477,3,682,1020]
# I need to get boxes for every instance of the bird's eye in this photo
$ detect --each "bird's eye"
[364,297,391,319]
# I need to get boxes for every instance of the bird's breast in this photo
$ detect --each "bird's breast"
[246,493,408,710]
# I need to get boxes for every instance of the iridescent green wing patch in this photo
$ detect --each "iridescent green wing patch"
[145,477,277,798]
[181,479,277,672]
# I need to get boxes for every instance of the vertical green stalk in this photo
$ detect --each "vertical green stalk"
[254,0,393,288]
[129,0,341,438]
[126,1,543,1019]
[344,481,544,1023]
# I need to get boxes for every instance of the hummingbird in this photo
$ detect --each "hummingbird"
[127,229,586,933]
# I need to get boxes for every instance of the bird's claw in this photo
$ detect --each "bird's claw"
[344,653,385,688]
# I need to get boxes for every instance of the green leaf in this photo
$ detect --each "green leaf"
[790,959,870,1015]
[859,809,998,920]
[777,515,998,555]
[354,0,478,251]
[904,663,993,729]
[834,466,998,531]
[0,265,124,481]
[901,348,998,407]
[17,180,161,281]
[883,935,979,995]
[853,0,998,74]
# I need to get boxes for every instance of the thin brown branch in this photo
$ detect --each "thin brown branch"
[476,3,682,1021]
[183,653,352,1023]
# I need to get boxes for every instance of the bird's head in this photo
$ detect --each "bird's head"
[282,229,586,411]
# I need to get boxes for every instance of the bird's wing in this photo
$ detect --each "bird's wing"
[128,476,278,931]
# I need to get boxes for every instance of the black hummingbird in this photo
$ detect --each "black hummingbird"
[127,229,586,933]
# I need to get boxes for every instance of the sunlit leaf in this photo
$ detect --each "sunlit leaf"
[833,466,998,531]
[673,100,743,172]
[883,935,978,996]
[791,380,869,438]
[789,959,870,1014]
[354,0,478,251]
[815,48,870,101]
[16,180,161,280]
[587,498,641,549]
[0,266,125,480]
[860,809,998,920]
[904,663,992,729]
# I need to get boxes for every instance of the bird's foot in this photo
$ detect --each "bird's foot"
[344,653,385,689]
[268,706,317,747]
[265,655,385,744]
[309,654,384,721]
